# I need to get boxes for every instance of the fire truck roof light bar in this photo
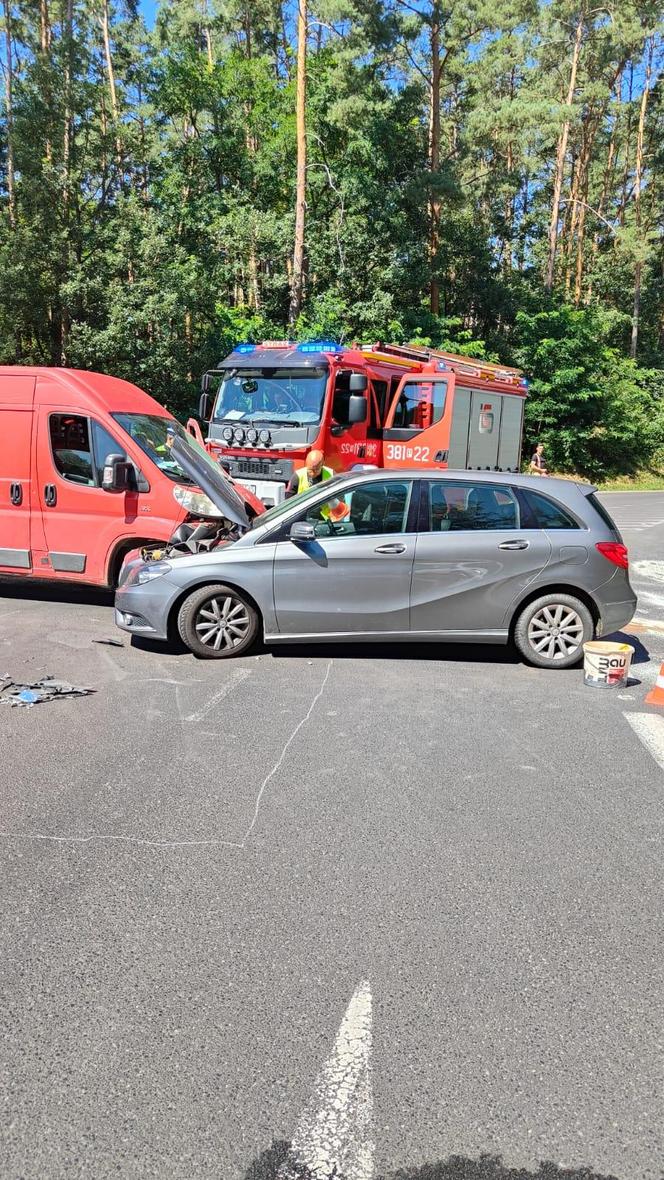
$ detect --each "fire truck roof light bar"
[298,340,343,353]
[234,342,256,354]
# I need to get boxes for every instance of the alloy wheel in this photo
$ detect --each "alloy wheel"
[194,594,251,652]
[527,603,585,661]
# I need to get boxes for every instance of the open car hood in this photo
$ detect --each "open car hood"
[170,434,251,530]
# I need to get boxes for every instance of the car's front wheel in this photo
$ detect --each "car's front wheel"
[513,592,593,669]
[177,583,260,658]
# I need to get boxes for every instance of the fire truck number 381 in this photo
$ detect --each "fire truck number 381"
[384,444,431,463]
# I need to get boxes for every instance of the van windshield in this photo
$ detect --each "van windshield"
[212,368,327,427]
[112,413,219,485]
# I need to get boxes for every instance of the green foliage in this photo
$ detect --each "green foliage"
[515,306,664,478]
[0,0,661,472]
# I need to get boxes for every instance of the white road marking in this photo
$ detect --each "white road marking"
[279,980,374,1180]
[183,668,251,722]
[624,712,664,774]
[632,560,664,583]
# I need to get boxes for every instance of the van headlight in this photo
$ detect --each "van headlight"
[126,561,172,587]
[173,485,224,518]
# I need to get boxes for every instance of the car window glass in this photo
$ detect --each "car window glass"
[301,480,413,539]
[427,481,519,531]
[49,414,95,486]
[91,420,128,469]
[522,488,580,529]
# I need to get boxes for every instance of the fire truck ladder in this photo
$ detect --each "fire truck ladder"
[368,342,524,388]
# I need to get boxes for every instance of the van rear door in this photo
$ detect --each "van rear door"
[0,375,36,573]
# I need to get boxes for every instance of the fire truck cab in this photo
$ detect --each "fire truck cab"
[197,340,528,506]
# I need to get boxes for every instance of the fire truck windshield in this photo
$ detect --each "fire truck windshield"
[212,368,327,427]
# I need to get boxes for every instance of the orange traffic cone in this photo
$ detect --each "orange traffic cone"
[328,498,350,522]
[645,663,664,708]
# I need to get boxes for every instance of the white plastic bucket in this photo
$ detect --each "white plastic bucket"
[583,640,634,689]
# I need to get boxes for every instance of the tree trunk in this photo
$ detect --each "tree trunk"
[428,0,441,315]
[288,0,307,326]
[100,0,122,168]
[61,0,74,364]
[630,38,653,360]
[40,0,52,161]
[202,0,213,68]
[544,9,584,294]
[2,0,16,229]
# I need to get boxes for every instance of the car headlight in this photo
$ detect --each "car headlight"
[173,485,224,518]
[126,560,172,587]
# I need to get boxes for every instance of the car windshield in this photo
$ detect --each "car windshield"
[212,368,327,426]
[112,413,225,486]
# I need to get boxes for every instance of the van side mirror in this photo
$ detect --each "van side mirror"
[349,373,368,392]
[348,394,367,424]
[102,454,133,493]
[289,521,316,542]
[199,391,213,421]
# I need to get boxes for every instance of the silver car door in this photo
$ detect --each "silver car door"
[273,478,416,636]
[410,479,552,633]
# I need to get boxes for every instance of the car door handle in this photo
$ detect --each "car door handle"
[498,539,529,550]
[44,484,57,507]
[374,543,406,554]
[10,482,22,506]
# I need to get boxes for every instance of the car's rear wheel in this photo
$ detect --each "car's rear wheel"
[514,592,593,669]
[177,583,259,659]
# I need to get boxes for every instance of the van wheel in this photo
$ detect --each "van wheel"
[177,584,259,659]
[514,593,593,669]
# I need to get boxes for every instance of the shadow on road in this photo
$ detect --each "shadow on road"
[243,1143,621,1179]
[266,641,523,665]
[0,579,113,608]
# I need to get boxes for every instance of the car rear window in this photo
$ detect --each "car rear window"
[585,492,622,540]
[520,488,580,529]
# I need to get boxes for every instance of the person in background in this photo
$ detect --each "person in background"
[530,442,548,476]
[285,449,334,498]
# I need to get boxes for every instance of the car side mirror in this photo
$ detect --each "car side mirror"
[289,521,316,542]
[349,373,368,392]
[101,454,133,493]
[199,391,213,421]
[348,394,367,424]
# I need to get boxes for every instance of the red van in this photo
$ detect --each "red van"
[0,367,263,587]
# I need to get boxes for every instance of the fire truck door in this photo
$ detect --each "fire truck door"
[383,376,452,468]
[327,369,371,468]
[0,375,36,573]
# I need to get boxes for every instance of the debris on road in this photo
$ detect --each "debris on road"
[92,638,124,647]
[0,675,96,708]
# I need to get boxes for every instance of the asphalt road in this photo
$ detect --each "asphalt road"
[1,491,664,1180]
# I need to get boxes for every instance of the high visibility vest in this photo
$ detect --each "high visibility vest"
[294,465,348,522]
[295,465,334,494]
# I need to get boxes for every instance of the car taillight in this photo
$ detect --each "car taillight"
[596,541,629,569]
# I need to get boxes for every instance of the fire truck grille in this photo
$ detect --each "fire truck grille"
[237,459,274,476]
[227,457,294,483]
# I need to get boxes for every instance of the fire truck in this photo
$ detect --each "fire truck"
[192,340,528,507]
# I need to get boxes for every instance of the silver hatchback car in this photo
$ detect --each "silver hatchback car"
[115,467,636,669]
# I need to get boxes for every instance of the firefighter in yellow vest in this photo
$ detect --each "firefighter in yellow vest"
[285,450,349,521]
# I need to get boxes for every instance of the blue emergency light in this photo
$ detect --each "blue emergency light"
[297,340,343,354]
[234,342,257,354]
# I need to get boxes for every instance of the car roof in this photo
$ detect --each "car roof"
[332,468,594,497]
